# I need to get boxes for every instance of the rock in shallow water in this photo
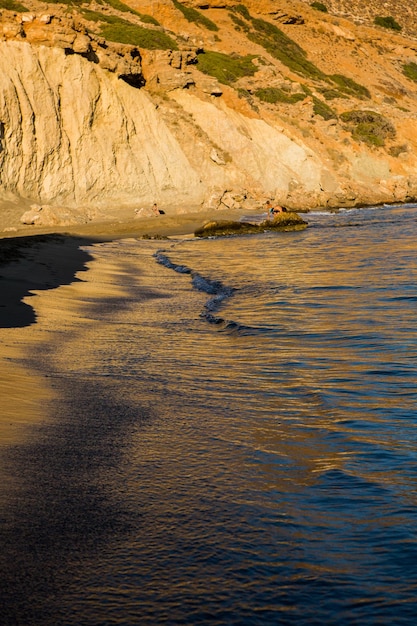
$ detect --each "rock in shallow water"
[194,212,307,237]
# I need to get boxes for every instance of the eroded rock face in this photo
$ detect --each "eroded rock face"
[0,39,329,217]
[0,41,203,211]
[1,0,417,229]
[0,34,414,225]
[140,49,197,90]
[1,10,144,82]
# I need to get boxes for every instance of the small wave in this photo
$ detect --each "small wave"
[191,273,234,316]
[386,295,417,302]
[155,251,192,274]
[155,249,237,322]
[307,210,340,216]
[155,250,264,335]
[203,313,259,334]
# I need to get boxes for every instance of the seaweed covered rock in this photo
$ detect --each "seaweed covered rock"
[194,212,307,237]
[265,212,308,230]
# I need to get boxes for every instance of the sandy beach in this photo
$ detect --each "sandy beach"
[0,202,251,240]
[0,204,251,329]
[0,204,249,328]
[1,203,417,624]
[0,234,94,443]
[0,204,251,446]
[0,205,248,331]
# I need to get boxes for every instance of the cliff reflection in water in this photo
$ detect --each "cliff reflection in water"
[1,205,417,624]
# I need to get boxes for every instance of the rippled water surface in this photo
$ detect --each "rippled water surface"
[1,204,417,624]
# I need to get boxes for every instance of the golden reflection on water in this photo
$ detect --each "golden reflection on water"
[0,342,53,444]
[1,213,417,624]
[162,230,417,496]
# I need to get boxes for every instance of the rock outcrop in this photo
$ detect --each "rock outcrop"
[0,40,203,213]
[0,37,331,222]
[194,212,307,237]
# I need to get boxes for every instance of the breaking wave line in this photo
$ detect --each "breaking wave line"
[155,251,247,331]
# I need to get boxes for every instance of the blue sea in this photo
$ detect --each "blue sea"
[1,203,417,624]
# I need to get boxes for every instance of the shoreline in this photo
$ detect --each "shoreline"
[0,207,251,242]
[2,199,415,243]
[0,233,94,327]
[1,201,414,330]
[0,208,239,328]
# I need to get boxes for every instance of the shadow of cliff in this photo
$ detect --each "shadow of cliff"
[0,234,94,328]
[0,370,157,625]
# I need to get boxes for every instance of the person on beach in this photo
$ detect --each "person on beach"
[265,200,287,219]
[152,203,165,216]
[273,204,289,215]
[265,200,274,219]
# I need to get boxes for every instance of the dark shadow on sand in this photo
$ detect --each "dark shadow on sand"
[0,372,156,625]
[0,234,95,328]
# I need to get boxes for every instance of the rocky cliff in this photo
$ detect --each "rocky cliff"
[1,0,417,229]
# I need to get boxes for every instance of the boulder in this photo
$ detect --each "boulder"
[72,34,91,54]
[20,208,41,225]
[20,204,93,227]
[194,212,307,237]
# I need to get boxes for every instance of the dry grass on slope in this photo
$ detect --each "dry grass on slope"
[301,0,417,38]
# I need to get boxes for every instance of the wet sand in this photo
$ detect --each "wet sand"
[0,206,249,445]
[0,205,251,327]
[0,234,95,444]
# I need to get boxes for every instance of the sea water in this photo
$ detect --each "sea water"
[1,204,417,624]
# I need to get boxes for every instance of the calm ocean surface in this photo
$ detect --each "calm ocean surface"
[1,204,417,624]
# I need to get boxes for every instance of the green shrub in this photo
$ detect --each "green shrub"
[233,4,251,21]
[389,144,408,157]
[97,16,178,49]
[403,62,417,82]
[312,97,337,119]
[173,0,218,32]
[40,0,84,4]
[231,5,368,93]
[319,87,348,100]
[255,87,306,104]
[340,110,396,146]
[374,16,402,31]
[81,9,106,22]
[237,87,252,100]
[248,17,327,80]
[311,2,328,12]
[82,2,159,25]
[0,0,26,10]
[329,74,370,99]
[229,13,247,31]
[78,0,159,22]
[197,51,257,85]
[104,0,127,10]
[230,6,327,81]
[237,88,258,109]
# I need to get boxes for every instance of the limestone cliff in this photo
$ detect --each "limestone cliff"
[1,0,417,229]
[0,41,203,210]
